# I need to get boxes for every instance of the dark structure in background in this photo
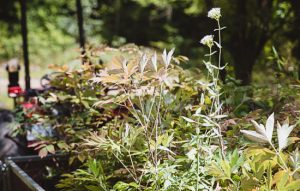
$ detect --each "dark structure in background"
[290,1,300,79]
[0,0,87,160]
[18,0,86,91]
[19,0,85,91]
[6,60,20,88]
[76,0,85,54]
[20,0,30,90]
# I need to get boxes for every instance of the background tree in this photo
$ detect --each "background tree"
[290,1,300,79]
[221,0,293,85]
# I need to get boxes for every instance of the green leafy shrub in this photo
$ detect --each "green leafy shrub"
[16,8,300,191]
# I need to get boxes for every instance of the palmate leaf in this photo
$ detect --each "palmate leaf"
[209,160,232,181]
[272,169,300,191]
[241,113,275,144]
[241,113,297,151]
[290,148,300,170]
[285,179,300,191]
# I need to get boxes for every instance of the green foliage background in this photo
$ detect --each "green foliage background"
[0,0,300,108]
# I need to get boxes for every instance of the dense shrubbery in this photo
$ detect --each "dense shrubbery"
[15,8,300,191]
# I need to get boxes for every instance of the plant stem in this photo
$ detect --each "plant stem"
[215,20,222,114]
[196,126,200,191]
[113,152,138,182]
[270,143,289,171]
[216,19,225,159]
[154,83,163,190]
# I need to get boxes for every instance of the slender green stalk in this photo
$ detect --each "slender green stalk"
[270,143,289,171]
[216,20,222,113]
[112,152,138,182]
[215,19,225,159]
[154,83,164,191]
[196,127,200,191]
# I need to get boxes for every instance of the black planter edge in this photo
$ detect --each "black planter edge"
[4,154,68,191]
[5,158,45,191]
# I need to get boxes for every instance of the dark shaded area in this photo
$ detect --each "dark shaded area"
[76,0,85,51]
[0,110,25,159]
[3,154,72,191]
[290,1,300,78]
[20,0,31,90]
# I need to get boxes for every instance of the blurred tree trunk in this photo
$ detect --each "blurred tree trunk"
[227,0,273,85]
[290,1,300,80]
[20,0,31,90]
[76,0,85,50]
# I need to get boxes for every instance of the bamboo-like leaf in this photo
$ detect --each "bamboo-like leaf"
[186,148,197,161]
[162,48,175,68]
[265,113,274,142]
[277,120,295,151]
[167,48,175,66]
[181,116,196,123]
[93,98,115,107]
[139,53,148,73]
[121,59,128,75]
[98,75,122,84]
[290,147,299,170]
[251,120,268,141]
[240,130,269,144]
[247,113,275,144]
[151,52,157,72]
[158,146,175,155]
[214,41,222,48]
[211,114,228,119]
[162,49,167,67]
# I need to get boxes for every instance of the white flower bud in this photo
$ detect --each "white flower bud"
[200,35,214,48]
[207,8,221,20]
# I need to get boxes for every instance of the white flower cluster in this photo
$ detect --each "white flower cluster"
[207,8,221,20]
[200,35,214,48]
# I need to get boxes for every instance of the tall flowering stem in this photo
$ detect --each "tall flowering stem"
[201,7,226,159]
[216,21,221,102]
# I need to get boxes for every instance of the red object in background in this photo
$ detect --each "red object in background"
[8,86,23,98]
[22,102,34,110]
[22,97,39,118]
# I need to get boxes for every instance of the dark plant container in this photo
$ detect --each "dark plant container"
[1,154,69,191]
